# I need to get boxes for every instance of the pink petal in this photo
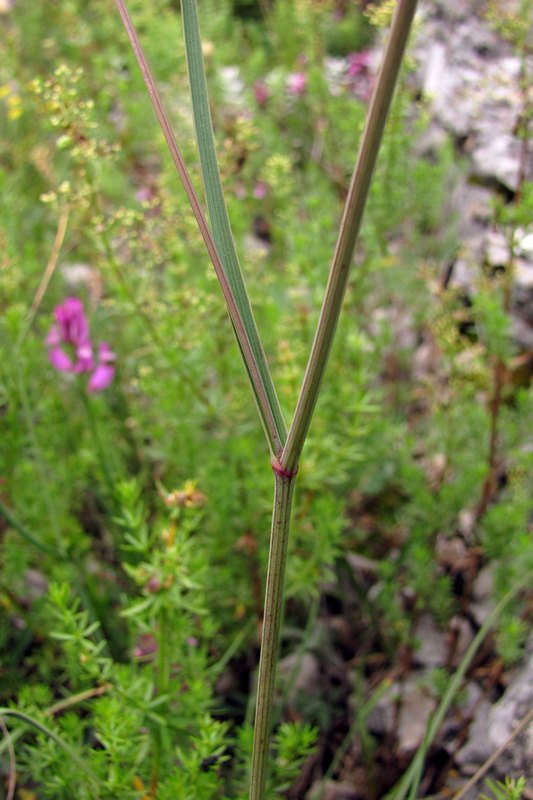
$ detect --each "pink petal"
[98,341,116,364]
[253,181,268,200]
[253,80,269,107]
[48,346,73,372]
[55,297,91,347]
[74,343,94,373]
[287,72,307,96]
[88,363,115,393]
[45,324,61,346]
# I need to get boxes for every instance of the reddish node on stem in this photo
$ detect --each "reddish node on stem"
[271,458,298,480]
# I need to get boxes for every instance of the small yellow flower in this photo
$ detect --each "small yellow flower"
[164,479,206,509]
[7,105,22,120]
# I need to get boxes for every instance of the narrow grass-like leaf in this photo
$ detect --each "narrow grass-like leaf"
[387,569,533,800]
[0,708,100,787]
[116,0,285,456]
[181,0,287,455]
[0,497,63,558]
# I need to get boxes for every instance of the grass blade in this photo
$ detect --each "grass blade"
[181,0,287,456]
[387,569,533,800]
[0,708,100,787]
[116,0,286,456]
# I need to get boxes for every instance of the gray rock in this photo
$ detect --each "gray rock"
[413,614,448,668]
[484,229,511,269]
[367,675,435,754]
[396,678,436,753]
[449,615,475,667]
[278,652,321,707]
[412,0,532,190]
[306,780,360,800]
[456,647,533,778]
[455,700,493,772]
[472,565,495,602]
[471,132,523,192]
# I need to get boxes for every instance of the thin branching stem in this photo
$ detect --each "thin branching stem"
[118,2,419,797]
[282,0,419,473]
[250,4,418,797]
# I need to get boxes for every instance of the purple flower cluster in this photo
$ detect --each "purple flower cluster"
[45,297,116,393]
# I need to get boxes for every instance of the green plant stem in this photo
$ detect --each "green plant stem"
[282,0,419,473]
[249,4,419,796]
[0,496,63,558]
[0,716,16,800]
[0,687,110,761]
[250,471,296,800]
[0,708,100,787]
[96,223,216,413]
[15,363,62,543]
[15,205,70,353]
[116,0,286,458]
[452,706,533,800]
[388,568,533,800]
[180,0,287,456]
[151,606,171,794]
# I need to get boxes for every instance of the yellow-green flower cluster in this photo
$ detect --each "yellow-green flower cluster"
[0,82,22,120]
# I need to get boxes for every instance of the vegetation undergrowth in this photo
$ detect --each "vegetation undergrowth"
[0,0,531,798]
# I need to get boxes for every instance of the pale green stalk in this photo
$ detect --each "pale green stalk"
[181,0,287,456]
[151,606,171,793]
[250,4,418,797]
[282,0,419,474]
[249,471,295,799]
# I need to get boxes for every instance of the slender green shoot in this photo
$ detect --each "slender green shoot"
[181,0,287,455]
[249,471,296,800]
[282,0,419,474]
[387,569,533,800]
[0,496,63,558]
[0,708,100,788]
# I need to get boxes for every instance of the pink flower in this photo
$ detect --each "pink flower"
[287,72,307,97]
[46,297,94,373]
[46,297,116,393]
[346,51,371,78]
[253,181,268,200]
[133,634,157,659]
[88,342,116,393]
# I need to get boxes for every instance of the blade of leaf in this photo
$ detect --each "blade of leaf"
[0,708,100,787]
[181,0,287,454]
[116,0,285,456]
